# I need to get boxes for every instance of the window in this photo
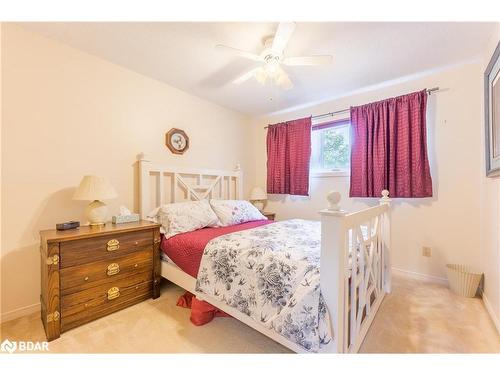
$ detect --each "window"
[310,119,350,176]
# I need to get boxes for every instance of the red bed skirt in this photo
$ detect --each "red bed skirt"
[176,291,231,325]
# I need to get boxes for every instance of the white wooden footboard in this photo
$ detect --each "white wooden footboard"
[319,190,391,353]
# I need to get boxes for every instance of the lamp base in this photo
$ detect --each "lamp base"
[252,200,265,212]
[86,200,108,226]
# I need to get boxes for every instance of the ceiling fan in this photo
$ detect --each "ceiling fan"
[215,22,333,90]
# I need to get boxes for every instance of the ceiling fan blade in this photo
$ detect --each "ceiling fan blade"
[283,55,333,66]
[215,45,262,62]
[233,67,261,84]
[275,67,293,90]
[272,22,296,54]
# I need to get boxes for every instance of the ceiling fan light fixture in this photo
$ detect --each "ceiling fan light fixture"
[275,73,285,85]
[275,68,293,90]
[263,57,280,77]
[254,67,267,85]
[218,22,331,91]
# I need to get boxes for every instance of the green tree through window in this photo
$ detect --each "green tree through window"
[323,127,350,170]
[311,121,350,172]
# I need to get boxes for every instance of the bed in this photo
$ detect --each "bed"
[138,153,392,353]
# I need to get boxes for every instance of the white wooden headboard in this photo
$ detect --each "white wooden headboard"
[137,153,243,219]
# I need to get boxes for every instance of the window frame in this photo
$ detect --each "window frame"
[310,117,351,178]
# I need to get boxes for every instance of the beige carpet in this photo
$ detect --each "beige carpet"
[2,272,499,353]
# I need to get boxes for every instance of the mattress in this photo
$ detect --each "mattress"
[160,220,273,278]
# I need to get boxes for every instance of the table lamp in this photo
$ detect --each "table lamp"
[73,175,117,226]
[250,186,267,212]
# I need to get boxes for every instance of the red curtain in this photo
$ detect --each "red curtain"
[350,89,433,198]
[266,117,312,196]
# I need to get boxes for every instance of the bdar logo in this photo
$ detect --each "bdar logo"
[1,339,17,354]
[0,339,48,353]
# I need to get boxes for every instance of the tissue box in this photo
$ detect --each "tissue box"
[112,213,140,224]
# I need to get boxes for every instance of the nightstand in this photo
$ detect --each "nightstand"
[263,212,276,221]
[39,220,161,341]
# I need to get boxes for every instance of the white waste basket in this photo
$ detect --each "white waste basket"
[445,264,482,298]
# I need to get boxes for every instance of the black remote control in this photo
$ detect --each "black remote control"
[56,221,80,231]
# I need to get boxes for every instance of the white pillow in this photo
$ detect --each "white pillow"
[147,200,220,239]
[146,206,169,233]
[209,199,267,227]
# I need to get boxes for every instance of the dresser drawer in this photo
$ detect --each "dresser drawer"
[61,271,152,318]
[60,230,153,268]
[61,279,152,332]
[60,248,153,295]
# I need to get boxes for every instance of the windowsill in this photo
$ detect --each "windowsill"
[311,170,350,178]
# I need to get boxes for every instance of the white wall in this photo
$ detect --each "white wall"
[480,23,500,333]
[0,25,254,320]
[251,62,484,281]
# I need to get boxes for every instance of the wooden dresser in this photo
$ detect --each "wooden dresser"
[39,221,161,341]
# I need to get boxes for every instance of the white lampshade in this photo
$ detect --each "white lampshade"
[73,175,117,201]
[250,186,267,200]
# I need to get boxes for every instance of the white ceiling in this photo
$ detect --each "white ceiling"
[20,22,496,115]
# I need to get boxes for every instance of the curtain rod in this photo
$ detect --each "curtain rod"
[264,87,440,129]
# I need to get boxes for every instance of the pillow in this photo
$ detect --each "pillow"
[209,199,267,227]
[146,206,169,233]
[147,200,220,239]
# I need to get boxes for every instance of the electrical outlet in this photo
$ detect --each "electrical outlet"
[422,246,432,257]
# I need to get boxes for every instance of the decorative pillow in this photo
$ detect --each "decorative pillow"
[147,200,220,239]
[209,199,266,227]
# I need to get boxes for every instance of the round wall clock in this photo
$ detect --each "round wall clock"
[165,128,189,154]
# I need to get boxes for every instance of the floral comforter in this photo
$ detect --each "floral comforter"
[195,219,332,352]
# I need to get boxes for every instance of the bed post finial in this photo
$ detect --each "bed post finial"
[234,163,241,172]
[326,191,343,212]
[379,189,391,206]
[137,152,150,162]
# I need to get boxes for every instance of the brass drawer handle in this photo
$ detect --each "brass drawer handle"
[46,254,59,265]
[134,241,139,246]
[107,263,120,276]
[107,287,120,300]
[84,276,89,281]
[107,239,120,251]
[46,311,60,323]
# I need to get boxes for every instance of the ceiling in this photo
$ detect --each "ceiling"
[20,22,496,115]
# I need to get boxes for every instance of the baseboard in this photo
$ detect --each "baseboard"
[0,302,40,324]
[392,267,448,285]
[482,293,500,335]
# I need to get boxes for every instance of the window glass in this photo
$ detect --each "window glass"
[311,120,350,172]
